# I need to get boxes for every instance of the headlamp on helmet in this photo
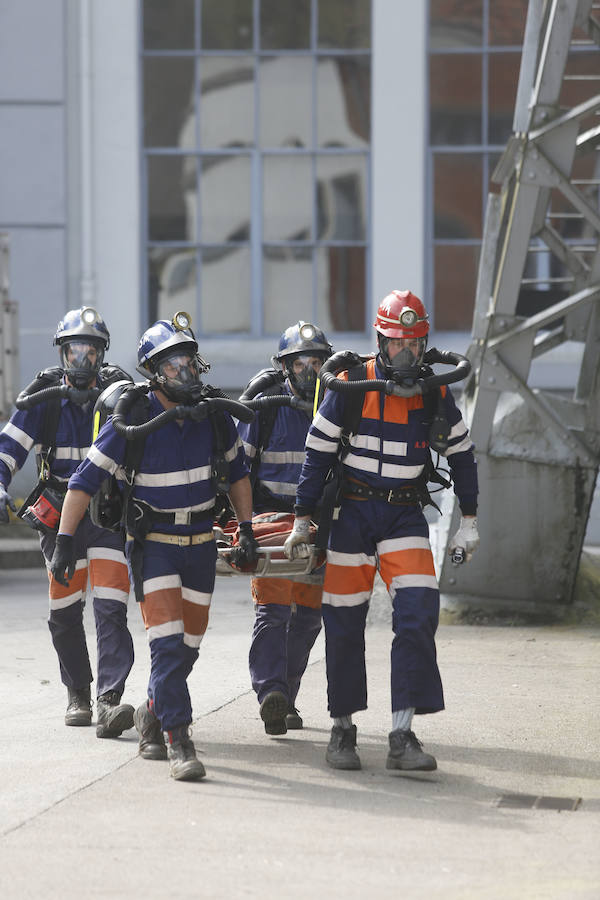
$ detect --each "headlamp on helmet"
[273,321,332,401]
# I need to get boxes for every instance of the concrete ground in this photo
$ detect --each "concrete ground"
[0,567,599,900]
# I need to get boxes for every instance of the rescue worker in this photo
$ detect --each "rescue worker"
[50,315,258,782]
[284,291,480,771]
[238,322,332,736]
[0,308,135,737]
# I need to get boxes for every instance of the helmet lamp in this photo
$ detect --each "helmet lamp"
[172,310,192,332]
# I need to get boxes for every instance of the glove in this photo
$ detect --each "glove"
[448,516,480,564]
[0,485,17,525]
[50,533,76,587]
[229,521,259,570]
[283,517,311,560]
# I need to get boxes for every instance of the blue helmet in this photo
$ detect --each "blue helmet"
[137,311,209,402]
[53,307,110,388]
[275,321,332,362]
[274,321,332,401]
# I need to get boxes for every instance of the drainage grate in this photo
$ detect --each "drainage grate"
[496,794,581,811]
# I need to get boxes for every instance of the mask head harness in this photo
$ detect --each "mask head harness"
[272,321,332,401]
[136,311,210,403]
[53,307,110,389]
[373,290,429,385]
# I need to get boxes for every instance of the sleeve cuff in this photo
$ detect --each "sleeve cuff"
[294,504,314,518]
[459,497,478,516]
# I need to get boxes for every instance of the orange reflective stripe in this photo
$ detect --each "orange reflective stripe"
[48,567,87,600]
[140,587,182,630]
[252,577,294,605]
[378,548,435,591]
[182,600,209,636]
[324,561,376,595]
[89,558,129,592]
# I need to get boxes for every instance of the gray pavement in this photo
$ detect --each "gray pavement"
[0,567,599,899]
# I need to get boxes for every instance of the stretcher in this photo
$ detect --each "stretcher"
[214,512,325,577]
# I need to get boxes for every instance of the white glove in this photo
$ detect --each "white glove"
[448,516,480,564]
[283,517,311,560]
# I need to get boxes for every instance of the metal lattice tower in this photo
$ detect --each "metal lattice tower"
[433,0,600,616]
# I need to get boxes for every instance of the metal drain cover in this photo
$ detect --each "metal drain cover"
[496,794,581,811]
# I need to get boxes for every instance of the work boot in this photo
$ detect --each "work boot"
[386,729,437,772]
[326,725,361,770]
[259,691,288,735]
[96,690,135,739]
[285,706,303,730]
[65,686,92,727]
[133,700,167,760]
[166,725,206,782]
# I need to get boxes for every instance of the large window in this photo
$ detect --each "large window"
[428,0,529,330]
[142,0,371,336]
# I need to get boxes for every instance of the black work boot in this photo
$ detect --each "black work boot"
[166,725,206,781]
[386,729,437,772]
[96,690,135,739]
[326,725,361,770]
[133,700,167,760]
[259,691,288,735]
[65,686,92,726]
[285,706,303,730]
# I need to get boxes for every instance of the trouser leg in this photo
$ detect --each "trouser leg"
[42,531,92,689]
[286,603,322,705]
[88,538,133,697]
[249,601,291,704]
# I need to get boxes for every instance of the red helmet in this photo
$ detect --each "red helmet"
[373,290,429,339]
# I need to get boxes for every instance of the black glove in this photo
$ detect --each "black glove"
[0,485,17,525]
[229,521,259,570]
[50,534,76,587]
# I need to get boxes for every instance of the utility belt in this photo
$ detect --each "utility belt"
[18,477,68,535]
[342,477,422,506]
[127,530,214,547]
[145,507,212,526]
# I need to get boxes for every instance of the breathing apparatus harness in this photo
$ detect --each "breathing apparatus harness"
[15,364,130,534]
[312,347,472,548]
[91,377,254,602]
[238,368,314,513]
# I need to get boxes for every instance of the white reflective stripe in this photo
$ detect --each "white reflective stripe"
[54,446,90,460]
[261,480,296,496]
[49,591,84,610]
[135,465,212,488]
[147,620,184,642]
[88,444,120,475]
[390,574,439,591]
[327,549,376,568]
[449,421,467,439]
[181,586,211,606]
[377,536,431,556]
[382,440,408,456]
[345,451,379,474]
[74,558,87,571]
[305,434,339,454]
[380,462,424,479]
[312,411,342,439]
[183,632,205,648]
[224,437,243,462]
[4,422,34,451]
[322,590,372,608]
[0,451,17,474]
[242,441,257,459]
[445,436,473,456]
[95,587,129,604]
[143,573,181,594]
[261,450,306,464]
[351,434,380,452]
[87,547,127,565]
[144,498,215,514]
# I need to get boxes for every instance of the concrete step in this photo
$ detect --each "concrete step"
[0,531,44,569]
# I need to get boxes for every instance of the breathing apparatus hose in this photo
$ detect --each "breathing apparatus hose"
[242,394,313,415]
[16,382,101,410]
[317,348,471,398]
[111,383,255,441]
[239,369,285,402]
